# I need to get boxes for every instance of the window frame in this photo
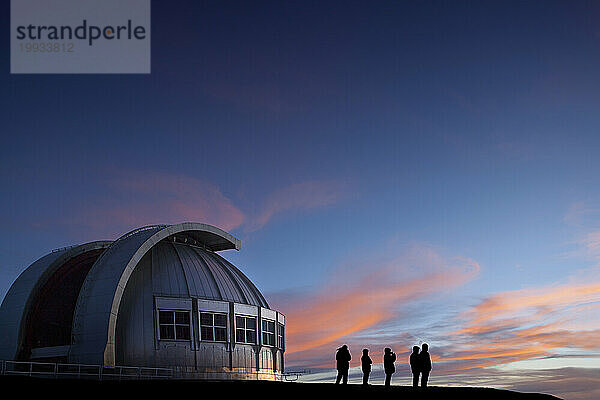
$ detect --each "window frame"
[235,315,257,344]
[261,318,276,347]
[277,323,285,350]
[157,309,192,342]
[199,311,229,343]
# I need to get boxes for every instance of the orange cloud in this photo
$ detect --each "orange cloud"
[462,281,600,326]
[437,278,600,373]
[271,245,481,366]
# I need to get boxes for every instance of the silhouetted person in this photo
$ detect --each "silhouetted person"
[383,347,396,388]
[361,348,372,386]
[335,344,351,384]
[420,343,432,388]
[410,345,421,388]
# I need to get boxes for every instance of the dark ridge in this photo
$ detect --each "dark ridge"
[0,376,562,399]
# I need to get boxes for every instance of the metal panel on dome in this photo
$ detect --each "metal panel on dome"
[194,249,246,304]
[114,252,155,367]
[172,243,221,300]
[211,253,269,308]
[151,242,189,297]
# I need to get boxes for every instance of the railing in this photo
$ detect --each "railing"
[0,360,173,380]
[172,367,285,381]
[51,244,78,253]
[282,370,310,382]
[117,225,168,242]
[0,360,304,382]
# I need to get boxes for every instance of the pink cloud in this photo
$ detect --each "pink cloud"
[580,231,600,260]
[270,238,600,399]
[433,277,600,376]
[562,201,600,263]
[63,170,245,240]
[247,180,349,231]
[269,244,480,368]
[59,170,349,240]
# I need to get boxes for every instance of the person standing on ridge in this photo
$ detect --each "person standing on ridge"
[409,345,421,388]
[383,347,396,388]
[335,344,352,385]
[361,348,372,386]
[420,343,432,388]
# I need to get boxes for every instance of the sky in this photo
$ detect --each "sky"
[1,1,600,399]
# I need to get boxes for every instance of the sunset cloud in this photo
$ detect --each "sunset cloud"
[563,201,600,263]
[272,234,600,400]
[57,170,349,240]
[461,281,600,326]
[246,180,349,232]
[434,278,600,375]
[580,232,600,260]
[563,201,600,227]
[269,244,481,368]
[432,206,600,376]
[300,365,600,400]
[286,272,600,400]
[64,170,246,240]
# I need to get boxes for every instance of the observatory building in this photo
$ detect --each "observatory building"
[0,223,285,379]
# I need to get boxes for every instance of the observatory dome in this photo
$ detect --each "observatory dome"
[0,223,285,380]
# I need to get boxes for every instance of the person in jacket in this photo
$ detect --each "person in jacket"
[361,348,372,386]
[335,344,352,384]
[383,347,396,387]
[420,343,432,388]
[409,345,421,388]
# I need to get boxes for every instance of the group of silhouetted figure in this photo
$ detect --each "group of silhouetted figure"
[335,344,432,388]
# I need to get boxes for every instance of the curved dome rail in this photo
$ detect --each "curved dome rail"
[70,223,241,366]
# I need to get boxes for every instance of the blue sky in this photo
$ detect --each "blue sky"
[2,1,600,399]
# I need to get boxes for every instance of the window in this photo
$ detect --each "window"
[200,312,228,342]
[277,323,285,349]
[158,310,191,341]
[235,315,257,344]
[262,319,275,346]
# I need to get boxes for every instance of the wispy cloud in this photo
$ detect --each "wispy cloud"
[299,365,600,400]
[433,278,600,376]
[461,282,600,327]
[62,170,246,240]
[579,231,600,261]
[562,201,600,262]
[246,180,349,232]
[271,226,600,399]
[269,244,480,368]
[285,272,600,399]
[55,169,349,240]
[563,201,600,228]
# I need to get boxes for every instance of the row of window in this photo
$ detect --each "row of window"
[158,310,284,348]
